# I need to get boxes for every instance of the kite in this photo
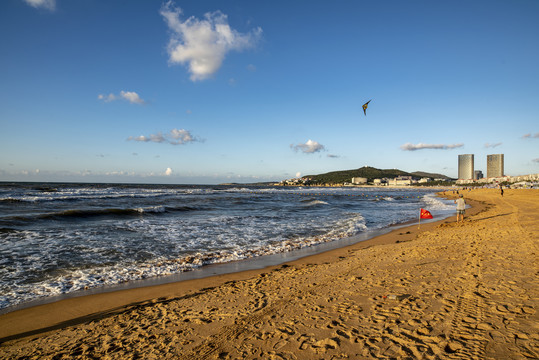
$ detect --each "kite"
[362,99,371,116]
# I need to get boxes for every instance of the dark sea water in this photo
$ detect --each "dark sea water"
[0,182,454,311]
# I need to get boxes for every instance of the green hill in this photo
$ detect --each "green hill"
[410,171,453,180]
[304,166,452,185]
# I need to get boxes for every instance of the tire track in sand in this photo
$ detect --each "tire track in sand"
[444,227,488,359]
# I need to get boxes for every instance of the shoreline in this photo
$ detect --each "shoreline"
[1,189,537,359]
[0,192,473,341]
[0,189,452,316]
[0,209,446,317]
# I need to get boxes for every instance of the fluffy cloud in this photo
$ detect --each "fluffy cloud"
[98,91,146,104]
[522,133,539,139]
[24,0,55,11]
[160,1,262,81]
[119,91,145,104]
[291,140,326,154]
[400,142,464,151]
[484,142,502,148]
[165,167,173,176]
[127,128,202,145]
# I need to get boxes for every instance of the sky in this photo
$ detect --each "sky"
[1,0,538,184]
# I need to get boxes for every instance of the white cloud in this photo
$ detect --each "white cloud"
[127,128,202,145]
[484,142,502,148]
[400,142,464,151]
[169,128,196,143]
[160,1,262,81]
[165,167,173,176]
[98,93,117,102]
[522,133,539,139]
[295,172,302,178]
[24,0,55,11]
[291,139,326,154]
[120,91,145,104]
[98,91,146,104]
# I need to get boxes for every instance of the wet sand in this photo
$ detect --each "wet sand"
[1,189,537,359]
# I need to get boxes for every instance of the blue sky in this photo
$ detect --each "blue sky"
[1,0,538,184]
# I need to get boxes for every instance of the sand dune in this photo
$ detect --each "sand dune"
[1,189,537,359]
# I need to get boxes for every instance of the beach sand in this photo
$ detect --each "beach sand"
[1,189,537,359]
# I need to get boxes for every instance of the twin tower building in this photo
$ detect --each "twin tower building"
[458,154,504,181]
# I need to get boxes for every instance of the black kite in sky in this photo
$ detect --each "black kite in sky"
[362,99,371,116]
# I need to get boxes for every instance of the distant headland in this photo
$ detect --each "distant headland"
[221,166,454,187]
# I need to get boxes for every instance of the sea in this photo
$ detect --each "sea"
[0,182,456,312]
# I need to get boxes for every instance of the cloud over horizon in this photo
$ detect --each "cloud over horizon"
[98,91,146,105]
[128,128,202,145]
[484,142,502,148]
[522,133,539,139]
[400,142,464,151]
[24,0,55,11]
[160,1,262,81]
[291,140,326,154]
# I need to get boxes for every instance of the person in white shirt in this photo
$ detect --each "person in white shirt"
[455,194,466,223]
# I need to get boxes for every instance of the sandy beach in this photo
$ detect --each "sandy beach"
[1,189,537,359]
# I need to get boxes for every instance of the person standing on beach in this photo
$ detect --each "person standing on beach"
[455,194,466,223]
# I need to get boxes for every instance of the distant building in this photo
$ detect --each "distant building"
[474,170,484,180]
[387,177,413,186]
[351,177,368,184]
[458,154,474,180]
[487,154,504,178]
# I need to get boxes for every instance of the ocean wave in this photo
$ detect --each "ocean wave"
[36,206,171,220]
[40,208,147,219]
[301,199,329,206]
[1,205,200,226]
[0,198,24,203]
[421,193,454,210]
[0,211,369,311]
[0,188,181,203]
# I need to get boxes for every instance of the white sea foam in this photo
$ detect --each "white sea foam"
[422,193,454,210]
[136,206,166,213]
[304,200,329,206]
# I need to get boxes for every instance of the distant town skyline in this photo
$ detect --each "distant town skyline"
[1,1,538,184]
[459,153,508,181]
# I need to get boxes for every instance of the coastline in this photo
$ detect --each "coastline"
[0,192,462,338]
[1,189,537,359]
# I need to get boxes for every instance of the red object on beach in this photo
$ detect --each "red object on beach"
[420,208,433,219]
